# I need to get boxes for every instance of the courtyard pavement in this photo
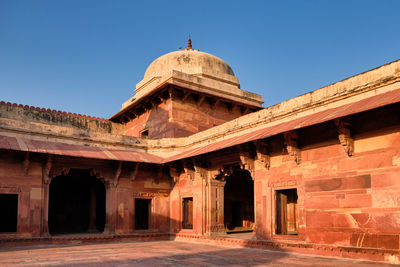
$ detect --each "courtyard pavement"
[0,240,396,266]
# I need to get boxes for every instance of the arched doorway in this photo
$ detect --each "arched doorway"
[48,169,106,235]
[224,167,254,232]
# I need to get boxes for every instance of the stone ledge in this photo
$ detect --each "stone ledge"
[172,233,400,264]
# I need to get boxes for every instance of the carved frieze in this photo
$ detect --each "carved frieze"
[133,190,169,198]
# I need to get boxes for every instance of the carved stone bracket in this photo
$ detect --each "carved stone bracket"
[129,163,140,182]
[42,155,53,185]
[197,95,206,107]
[183,159,195,181]
[50,167,70,179]
[213,165,233,181]
[22,151,30,176]
[193,157,208,180]
[334,118,354,157]
[284,131,301,165]
[238,143,255,176]
[254,140,270,169]
[90,168,107,184]
[113,161,123,187]
[168,164,179,183]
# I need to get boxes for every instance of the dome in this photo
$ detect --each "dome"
[143,45,235,81]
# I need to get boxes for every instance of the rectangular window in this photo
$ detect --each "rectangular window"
[134,198,151,230]
[182,197,193,229]
[276,189,298,235]
[0,194,18,232]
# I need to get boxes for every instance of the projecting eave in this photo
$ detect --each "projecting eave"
[110,70,263,122]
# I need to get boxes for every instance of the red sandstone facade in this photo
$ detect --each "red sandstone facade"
[1,42,400,264]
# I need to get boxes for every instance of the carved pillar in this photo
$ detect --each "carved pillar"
[105,182,117,234]
[193,157,207,235]
[205,168,227,236]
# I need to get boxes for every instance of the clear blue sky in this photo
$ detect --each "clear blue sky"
[1,0,399,119]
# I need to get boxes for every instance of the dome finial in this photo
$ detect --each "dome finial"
[186,35,193,50]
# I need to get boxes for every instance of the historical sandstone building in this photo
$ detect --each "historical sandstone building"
[1,39,400,264]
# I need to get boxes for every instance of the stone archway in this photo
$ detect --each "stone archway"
[223,167,254,232]
[48,169,106,235]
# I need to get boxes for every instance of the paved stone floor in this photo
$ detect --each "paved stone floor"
[0,240,396,266]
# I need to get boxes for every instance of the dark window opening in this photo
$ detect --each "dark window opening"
[48,169,106,235]
[182,197,193,229]
[135,198,151,230]
[224,168,254,232]
[0,194,18,232]
[141,129,149,139]
[276,188,298,235]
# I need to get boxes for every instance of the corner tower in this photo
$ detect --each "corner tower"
[110,38,263,138]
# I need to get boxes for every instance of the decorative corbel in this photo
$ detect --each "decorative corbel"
[215,165,232,181]
[182,91,191,101]
[197,95,206,107]
[42,154,53,185]
[167,163,180,183]
[284,131,301,165]
[334,118,354,157]
[129,163,140,182]
[22,151,30,176]
[193,157,208,180]
[183,159,195,181]
[50,167,70,178]
[239,143,257,179]
[150,97,161,107]
[254,140,270,169]
[113,161,122,187]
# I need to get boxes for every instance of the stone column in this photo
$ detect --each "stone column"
[104,183,117,234]
[41,182,50,237]
[205,178,226,236]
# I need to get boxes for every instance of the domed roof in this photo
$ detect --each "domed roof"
[143,39,235,81]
